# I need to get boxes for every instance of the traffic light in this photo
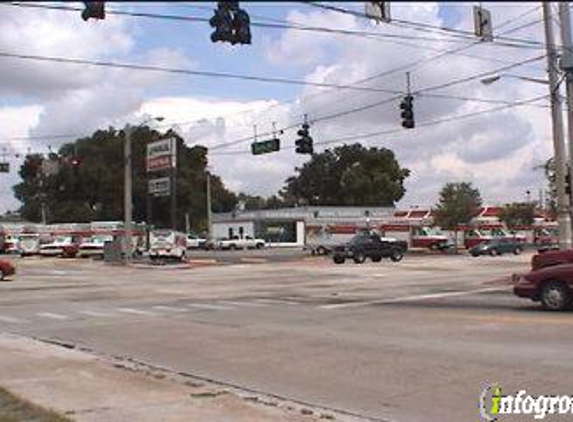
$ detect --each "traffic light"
[210,2,251,45]
[82,1,105,21]
[566,168,571,195]
[233,8,251,45]
[209,2,234,43]
[295,123,313,155]
[400,95,415,129]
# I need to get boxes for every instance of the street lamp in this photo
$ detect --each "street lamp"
[124,116,164,264]
[480,73,549,86]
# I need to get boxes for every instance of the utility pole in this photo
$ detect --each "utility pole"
[170,138,177,231]
[558,2,573,243]
[124,124,133,263]
[206,171,212,238]
[544,2,571,249]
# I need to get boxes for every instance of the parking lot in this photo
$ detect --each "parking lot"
[0,251,571,421]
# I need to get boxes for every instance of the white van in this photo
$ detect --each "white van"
[149,230,187,261]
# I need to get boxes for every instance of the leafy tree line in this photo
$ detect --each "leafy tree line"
[14,127,236,232]
[13,135,412,229]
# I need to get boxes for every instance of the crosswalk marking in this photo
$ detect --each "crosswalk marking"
[320,287,506,310]
[253,299,300,306]
[152,305,188,312]
[117,308,160,316]
[0,315,28,324]
[36,312,69,320]
[78,310,116,318]
[187,303,233,311]
[218,300,269,307]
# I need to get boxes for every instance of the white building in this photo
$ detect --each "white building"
[211,206,395,247]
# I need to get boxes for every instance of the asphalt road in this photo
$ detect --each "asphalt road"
[0,253,570,421]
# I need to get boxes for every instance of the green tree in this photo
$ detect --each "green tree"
[433,182,482,252]
[498,202,535,230]
[13,127,237,232]
[280,143,410,206]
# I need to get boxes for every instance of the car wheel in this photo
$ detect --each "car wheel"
[353,252,366,264]
[0,269,4,281]
[514,247,522,255]
[390,250,403,262]
[540,281,572,311]
[230,244,237,250]
[371,256,382,262]
[333,255,345,264]
[471,252,480,257]
[256,243,264,249]
[490,249,499,257]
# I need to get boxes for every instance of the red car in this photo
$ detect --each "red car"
[514,262,573,311]
[0,259,15,281]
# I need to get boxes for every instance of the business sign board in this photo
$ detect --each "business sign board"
[0,162,9,173]
[146,138,176,173]
[148,176,171,197]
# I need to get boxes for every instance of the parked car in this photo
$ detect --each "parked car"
[218,235,265,250]
[186,233,207,250]
[39,236,80,258]
[18,233,41,256]
[149,230,187,261]
[332,233,408,264]
[513,263,573,311]
[78,235,114,258]
[0,259,15,281]
[469,238,523,257]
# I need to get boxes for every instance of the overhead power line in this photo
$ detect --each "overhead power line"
[306,2,563,51]
[211,93,549,156]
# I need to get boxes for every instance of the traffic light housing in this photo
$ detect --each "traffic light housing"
[82,1,105,21]
[210,2,251,45]
[295,123,313,155]
[566,168,572,195]
[400,95,415,129]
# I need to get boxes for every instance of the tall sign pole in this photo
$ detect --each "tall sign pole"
[543,2,571,249]
[558,2,573,243]
[170,138,177,231]
[124,124,133,263]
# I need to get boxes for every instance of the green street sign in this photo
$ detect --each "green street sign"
[0,162,9,173]
[251,138,280,155]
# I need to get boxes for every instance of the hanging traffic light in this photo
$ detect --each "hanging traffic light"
[209,2,234,43]
[400,95,415,129]
[233,8,251,44]
[566,167,572,195]
[210,2,251,45]
[82,1,105,21]
[295,123,313,155]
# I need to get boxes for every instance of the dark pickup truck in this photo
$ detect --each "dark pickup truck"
[332,233,408,264]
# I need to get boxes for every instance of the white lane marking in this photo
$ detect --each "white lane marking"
[320,287,506,310]
[219,301,269,308]
[187,303,233,311]
[253,299,300,306]
[153,305,188,312]
[78,310,116,318]
[0,315,28,324]
[117,308,159,316]
[36,312,70,320]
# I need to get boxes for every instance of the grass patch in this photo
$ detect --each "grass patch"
[0,386,72,422]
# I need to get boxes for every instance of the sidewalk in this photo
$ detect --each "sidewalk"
[0,333,340,422]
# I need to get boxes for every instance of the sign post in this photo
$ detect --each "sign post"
[146,137,177,230]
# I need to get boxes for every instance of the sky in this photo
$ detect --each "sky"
[0,1,563,214]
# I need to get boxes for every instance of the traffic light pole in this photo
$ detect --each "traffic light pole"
[558,2,573,244]
[124,124,133,263]
[543,2,571,250]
